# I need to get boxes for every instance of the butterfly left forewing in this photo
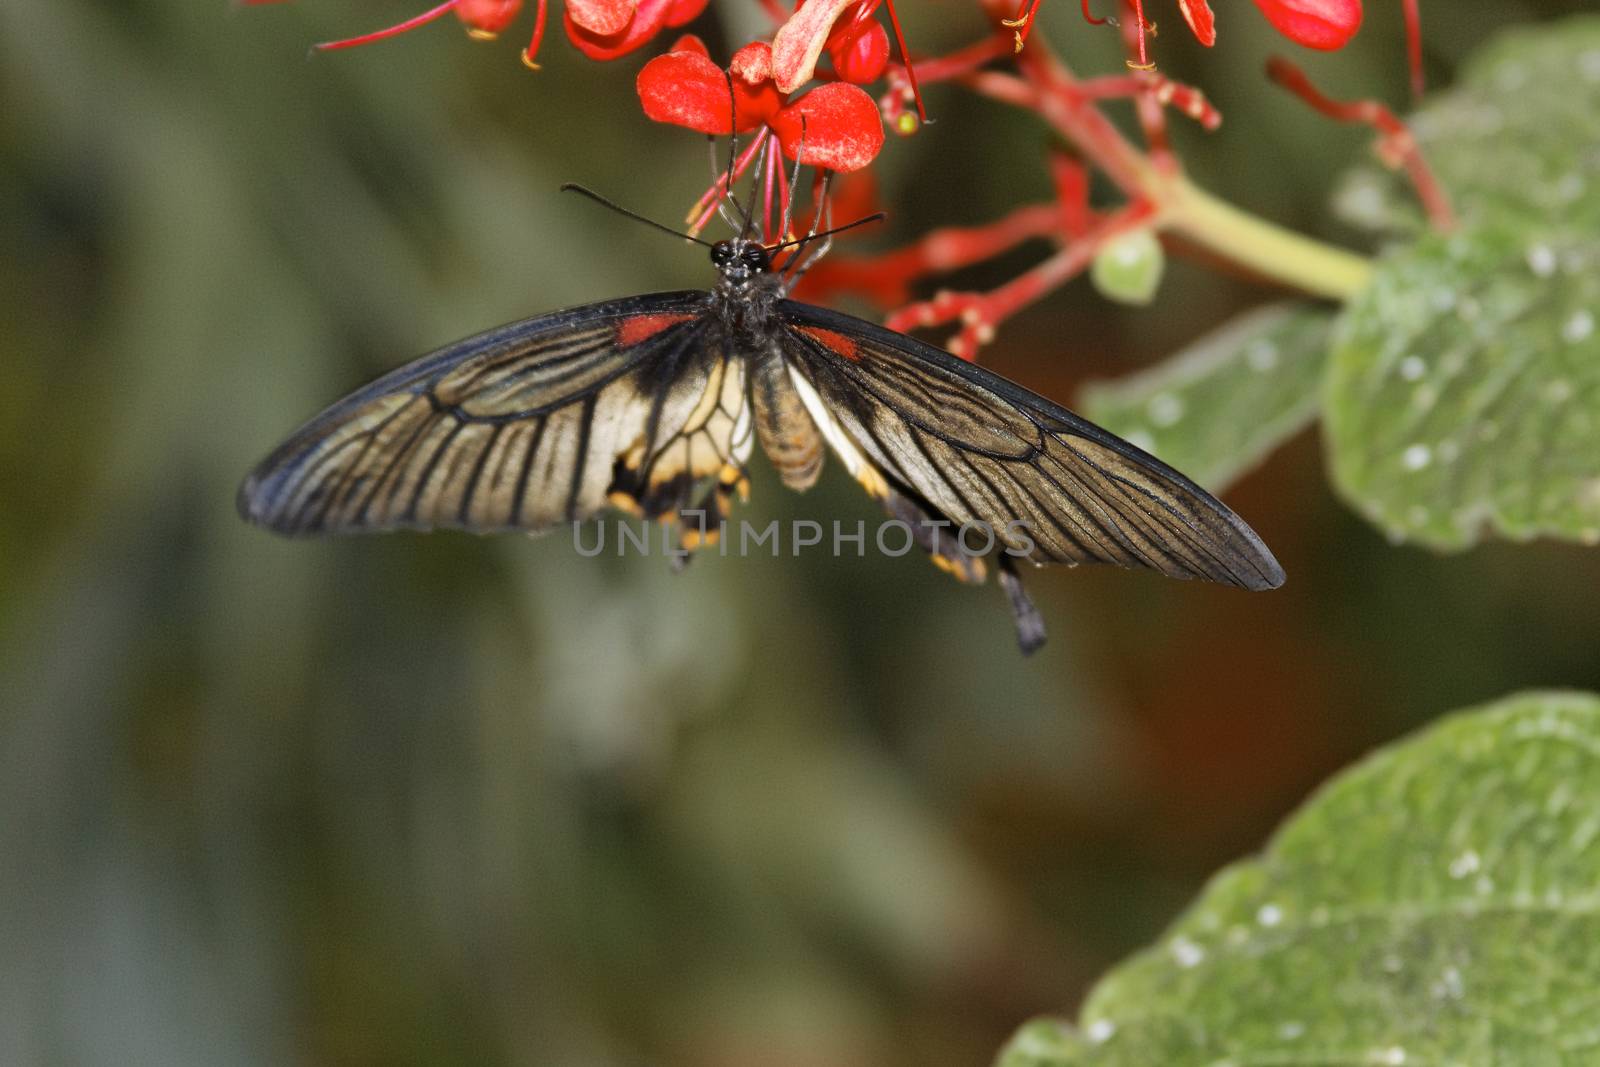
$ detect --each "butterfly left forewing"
[240,292,749,537]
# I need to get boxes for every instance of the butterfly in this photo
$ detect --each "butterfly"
[239,178,1284,654]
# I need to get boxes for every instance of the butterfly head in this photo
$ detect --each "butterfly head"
[710,239,772,286]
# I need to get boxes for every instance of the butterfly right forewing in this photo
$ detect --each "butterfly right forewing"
[775,299,1285,592]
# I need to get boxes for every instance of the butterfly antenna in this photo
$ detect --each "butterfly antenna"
[771,208,886,255]
[715,71,753,231]
[560,184,713,247]
[776,115,806,244]
[709,136,741,231]
[781,173,832,282]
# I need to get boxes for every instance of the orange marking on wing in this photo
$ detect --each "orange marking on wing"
[616,313,695,347]
[797,325,861,362]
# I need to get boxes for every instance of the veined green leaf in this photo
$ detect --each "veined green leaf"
[996,690,1600,1066]
[1326,220,1600,549]
[1081,303,1333,492]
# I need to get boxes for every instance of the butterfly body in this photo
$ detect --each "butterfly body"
[241,235,1284,653]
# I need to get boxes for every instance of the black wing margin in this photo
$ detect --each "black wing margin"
[776,300,1285,591]
[240,291,752,536]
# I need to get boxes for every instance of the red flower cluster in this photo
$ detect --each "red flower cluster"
[260,0,1431,356]
[1054,0,1363,67]
[303,0,706,68]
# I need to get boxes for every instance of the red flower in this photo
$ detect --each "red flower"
[1251,0,1362,50]
[638,38,885,173]
[825,5,890,85]
[565,0,707,61]
[638,35,885,241]
[1174,0,1216,47]
[772,0,892,91]
[454,0,523,36]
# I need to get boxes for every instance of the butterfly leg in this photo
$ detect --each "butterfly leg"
[997,556,1048,656]
[660,463,751,573]
[880,487,987,583]
[881,486,1048,654]
[678,464,747,554]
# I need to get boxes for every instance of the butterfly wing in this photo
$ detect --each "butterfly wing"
[240,292,753,536]
[775,300,1285,591]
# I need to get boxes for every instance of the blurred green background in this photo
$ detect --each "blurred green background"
[3,1,1597,1064]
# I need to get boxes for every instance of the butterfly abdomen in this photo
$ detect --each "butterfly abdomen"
[750,347,824,492]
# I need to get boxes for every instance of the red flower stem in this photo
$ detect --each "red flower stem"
[520,0,548,69]
[1048,152,1092,236]
[1125,0,1151,69]
[1108,6,1178,170]
[903,34,1013,85]
[1076,73,1221,131]
[1401,0,1424,97]
[1401,0,1427,98]
[886,203,1155,360]
[313,0,459,51]
[879,0,928,121]
[805,202,1067,307]
[965,61,1151,196]
[1266,56,1454,231]
[1080,0,1107,24]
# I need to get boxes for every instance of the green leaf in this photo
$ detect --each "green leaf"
[994,690,1600,1067]
[1325,219,1600,549]
[1080,304,1333,492]
[1334,16,1600,233]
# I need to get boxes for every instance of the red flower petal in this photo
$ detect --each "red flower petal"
[827,20,888,84]
[638,49,782,133]
[1176,0,1216,47]
[662,0,707,27]
[454,0,522,35]
[565,0,660,59]
[1251,0,1362,50]
[769,81,885,172]
[665,32,709,57]
[730,41,773,85]
[566,0,635,36]
[771,0,857,94]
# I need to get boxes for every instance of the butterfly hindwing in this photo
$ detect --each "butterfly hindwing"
[774,299,1285,591]
[239,292,752,536]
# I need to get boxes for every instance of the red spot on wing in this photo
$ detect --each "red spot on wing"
[797,325,860,362]
[617,313,696,347]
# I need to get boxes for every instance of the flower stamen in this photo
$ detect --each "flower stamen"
[1002,0,1043,54]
